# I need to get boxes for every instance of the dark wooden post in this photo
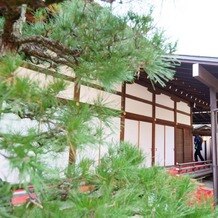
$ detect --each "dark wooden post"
[120,83,126,141]
[193,63,218,204]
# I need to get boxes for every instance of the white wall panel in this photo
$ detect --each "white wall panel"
[114,84,122,92]
[139,122,152,167]
[41,149,69,174]
[80,86,98,104]
[156,94,174,108]
[15,67,54,88]
[15,67,75,101]
[156,107,174,122]
[126,98,152,117]
[124,119,138,146]
[80,85,121,110]
[126,83,152,101]
[76,117,121,164]
[57,83,74,100]
[59,66,75,77]
[76,146,100,165]
[177,102,190,114]
[76,118,101,165]
[0,113,68,183]
[155,124,165,166]
[165,126,175,166]
[0,150,20,184]
[100,117,121,158]
[177,113,191,125]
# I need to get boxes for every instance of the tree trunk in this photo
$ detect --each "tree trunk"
[0,0,85,54]
[0,8,20,53]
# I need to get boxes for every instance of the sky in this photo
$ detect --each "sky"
[97,0,218,57]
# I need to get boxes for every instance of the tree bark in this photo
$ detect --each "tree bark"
[0,6,20,53]
[0,0,65,53]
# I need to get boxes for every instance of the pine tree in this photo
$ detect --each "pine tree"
[0,0,214,217]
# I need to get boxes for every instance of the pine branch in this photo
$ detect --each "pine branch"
[17,36,81,67]
[17,36,81,57]
[21,44,77,68]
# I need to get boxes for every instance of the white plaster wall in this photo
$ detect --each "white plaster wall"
[100,117,120,158]
[125,98,152,117]
[177,113,191,125]
[139,121,152,167]
[155,124,165,166]
[124,119,138,146]
[156,107,174,122]
[165,126,175,166]
[126,83,152,101]
[58,65,75,77]
[156,94,174,108]
[57,83,74,100]
[0,149,21,184]
[177,102,190,114]
[0,113,69,184]
[15,67,54,88]
[76,145,100,166]
[113,84,122,92]
[31,64,75,78]
[124,119,152,167]
[1,113,121,183]
[40,148,69,176]
[80,85,121,110]
[76,117,121,165]
[15,67,75,101]
[76,118,101,165]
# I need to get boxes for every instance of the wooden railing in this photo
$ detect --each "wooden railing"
[176,160,212,178]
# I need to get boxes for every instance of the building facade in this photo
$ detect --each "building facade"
[2,59,205,183]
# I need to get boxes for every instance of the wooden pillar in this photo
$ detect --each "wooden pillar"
[120,83,126,141]
[151,93,156,165]
[193,63,218,204]
[210,87,218,203]
[174,101,177,164]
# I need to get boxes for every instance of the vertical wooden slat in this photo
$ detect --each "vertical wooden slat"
[183,128,193,162]
[174,101,177,164]
[175,128,184,163]
[120,83,126,141]
[164,126,166,166]
[151,93,155,165]
[190,104,193,161]
[210,87,218,203]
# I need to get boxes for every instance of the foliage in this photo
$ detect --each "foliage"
[0,144,215,217]
[0,1,209,218]
[1,0,177,88]
[33,1,176,86]
[0,0,177,182]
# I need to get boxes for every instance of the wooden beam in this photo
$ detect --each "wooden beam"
[193,64,218,92]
